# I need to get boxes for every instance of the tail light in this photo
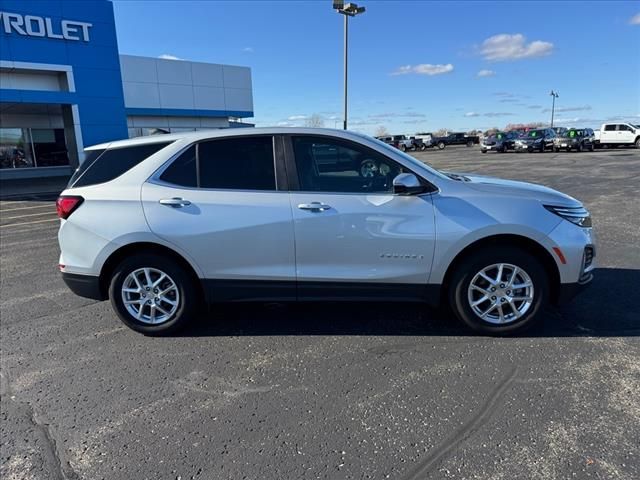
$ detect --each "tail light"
[56,195,84,219]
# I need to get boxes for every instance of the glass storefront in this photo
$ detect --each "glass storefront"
[0,128,69,169]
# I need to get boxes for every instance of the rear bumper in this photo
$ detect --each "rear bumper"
[61,272,105,300]
[555,274,593,305]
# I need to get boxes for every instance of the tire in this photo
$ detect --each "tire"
[400,144,407,152]
[554,147,559,153]
[539,143,545,153]
[438,142,445,150]
[577,143,583,152]
[481,149,487,154]
[635,138,640,149]
[448,246,548,335]
[589,143,595,152]
[466,140,473,147]
[109,253,198,335]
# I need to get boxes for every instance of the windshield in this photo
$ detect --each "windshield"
[528,130,543,138]
[358,132,449,180]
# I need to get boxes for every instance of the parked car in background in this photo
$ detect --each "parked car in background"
[514,128,556,153]
[432,132,480,150]
[408,136,426,151]
[414,132,433,148]
[594,123,640,149]
[552,127,568,137]
[554,128,595,152]
[376,136,399,149]
[481,131,518,153]
[57,128,595,336]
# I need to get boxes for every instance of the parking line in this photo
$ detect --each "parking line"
[1,211,56,221]
[0,204,54,213]
[0,218,59,228]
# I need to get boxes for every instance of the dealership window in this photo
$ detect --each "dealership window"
[0,128,69,169]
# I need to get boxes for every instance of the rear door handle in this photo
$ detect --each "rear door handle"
[298,202,331,212]
[159,197,191,208]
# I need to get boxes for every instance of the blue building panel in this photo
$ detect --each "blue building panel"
[0,0,128,146]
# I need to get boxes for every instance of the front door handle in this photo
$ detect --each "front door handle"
[159,197,191,208]
[298,202,331,212]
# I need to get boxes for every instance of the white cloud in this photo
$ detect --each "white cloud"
[542,105,592,113]
[483,112,515,117]
[242,47,255,53]
[465,112,480,117]
[392,63,454,76]
[287,115,308,121]
[629,13,640,25]
[276,121,295,127]
[480,34,553,61]
[477,69,496,77]
[158,54,181,60]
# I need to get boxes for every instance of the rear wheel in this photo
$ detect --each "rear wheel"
[577,142,583,152]
[635,138,640,149]
[109,254,198,335]
[438,141,445,150]
[448,246,548,335]
[400,144,407,152]
[466,140,473,147]
[589,143,595,152]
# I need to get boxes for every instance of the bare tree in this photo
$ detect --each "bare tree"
[304,114,325,128]
[374,125,389,137]
[433,128,449,137]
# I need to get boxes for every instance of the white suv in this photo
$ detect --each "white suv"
[57,128,595,335]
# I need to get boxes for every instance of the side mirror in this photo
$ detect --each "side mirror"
[393,173,425,195]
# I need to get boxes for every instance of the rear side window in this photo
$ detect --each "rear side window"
[70,142,172,188]
[159,146,197,187]
[604,124,616,131]
[197,137,275,190]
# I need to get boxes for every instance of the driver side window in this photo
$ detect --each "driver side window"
[291,136,406,193]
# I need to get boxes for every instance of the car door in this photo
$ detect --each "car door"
[617,124,635,144]
[141,135,296,301]
[285,134,436,300]
[602,124,617,143]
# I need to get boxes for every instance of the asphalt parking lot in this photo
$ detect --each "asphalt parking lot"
[1,147,639,480]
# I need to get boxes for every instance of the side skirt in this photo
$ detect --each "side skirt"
[202,279,441,306]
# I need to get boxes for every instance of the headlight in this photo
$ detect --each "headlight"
[544,205,592,227]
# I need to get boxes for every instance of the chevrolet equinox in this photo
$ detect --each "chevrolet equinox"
[57,128,595,335]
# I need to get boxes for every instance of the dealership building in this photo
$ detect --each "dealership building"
[0,0,254,181]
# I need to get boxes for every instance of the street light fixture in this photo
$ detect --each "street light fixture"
[549,90,559,128]
[333,1,366,130]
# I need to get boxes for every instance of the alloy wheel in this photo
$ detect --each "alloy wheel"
[467,263,534,325]
[121,267,180,324]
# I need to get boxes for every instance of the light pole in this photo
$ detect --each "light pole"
[333,1,365,130]
[549,90,559,128]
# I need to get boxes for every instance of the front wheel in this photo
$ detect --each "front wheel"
[635,138,640,149]
[448,246,548,335]
[437,142,445,150]
[466,141,473,147]
[109,254,198,335]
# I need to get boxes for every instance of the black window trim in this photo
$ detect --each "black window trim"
[281,133,438,195]
[71,140,173,189]
[150,134,285,192]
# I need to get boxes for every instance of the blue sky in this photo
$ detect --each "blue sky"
[113,0,640,134]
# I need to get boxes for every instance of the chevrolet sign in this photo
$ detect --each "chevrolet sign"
[0,12,92,42]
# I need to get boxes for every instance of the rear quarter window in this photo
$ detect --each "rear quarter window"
[70,142,172,188]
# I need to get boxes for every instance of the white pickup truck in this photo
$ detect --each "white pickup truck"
[594,122,640,149]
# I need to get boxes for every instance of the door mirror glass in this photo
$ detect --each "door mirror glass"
[393,173,424,195]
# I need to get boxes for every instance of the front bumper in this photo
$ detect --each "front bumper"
[62,272,105,300]
[514,143,534,151]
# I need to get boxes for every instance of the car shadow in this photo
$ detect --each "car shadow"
[178,268,639,338]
